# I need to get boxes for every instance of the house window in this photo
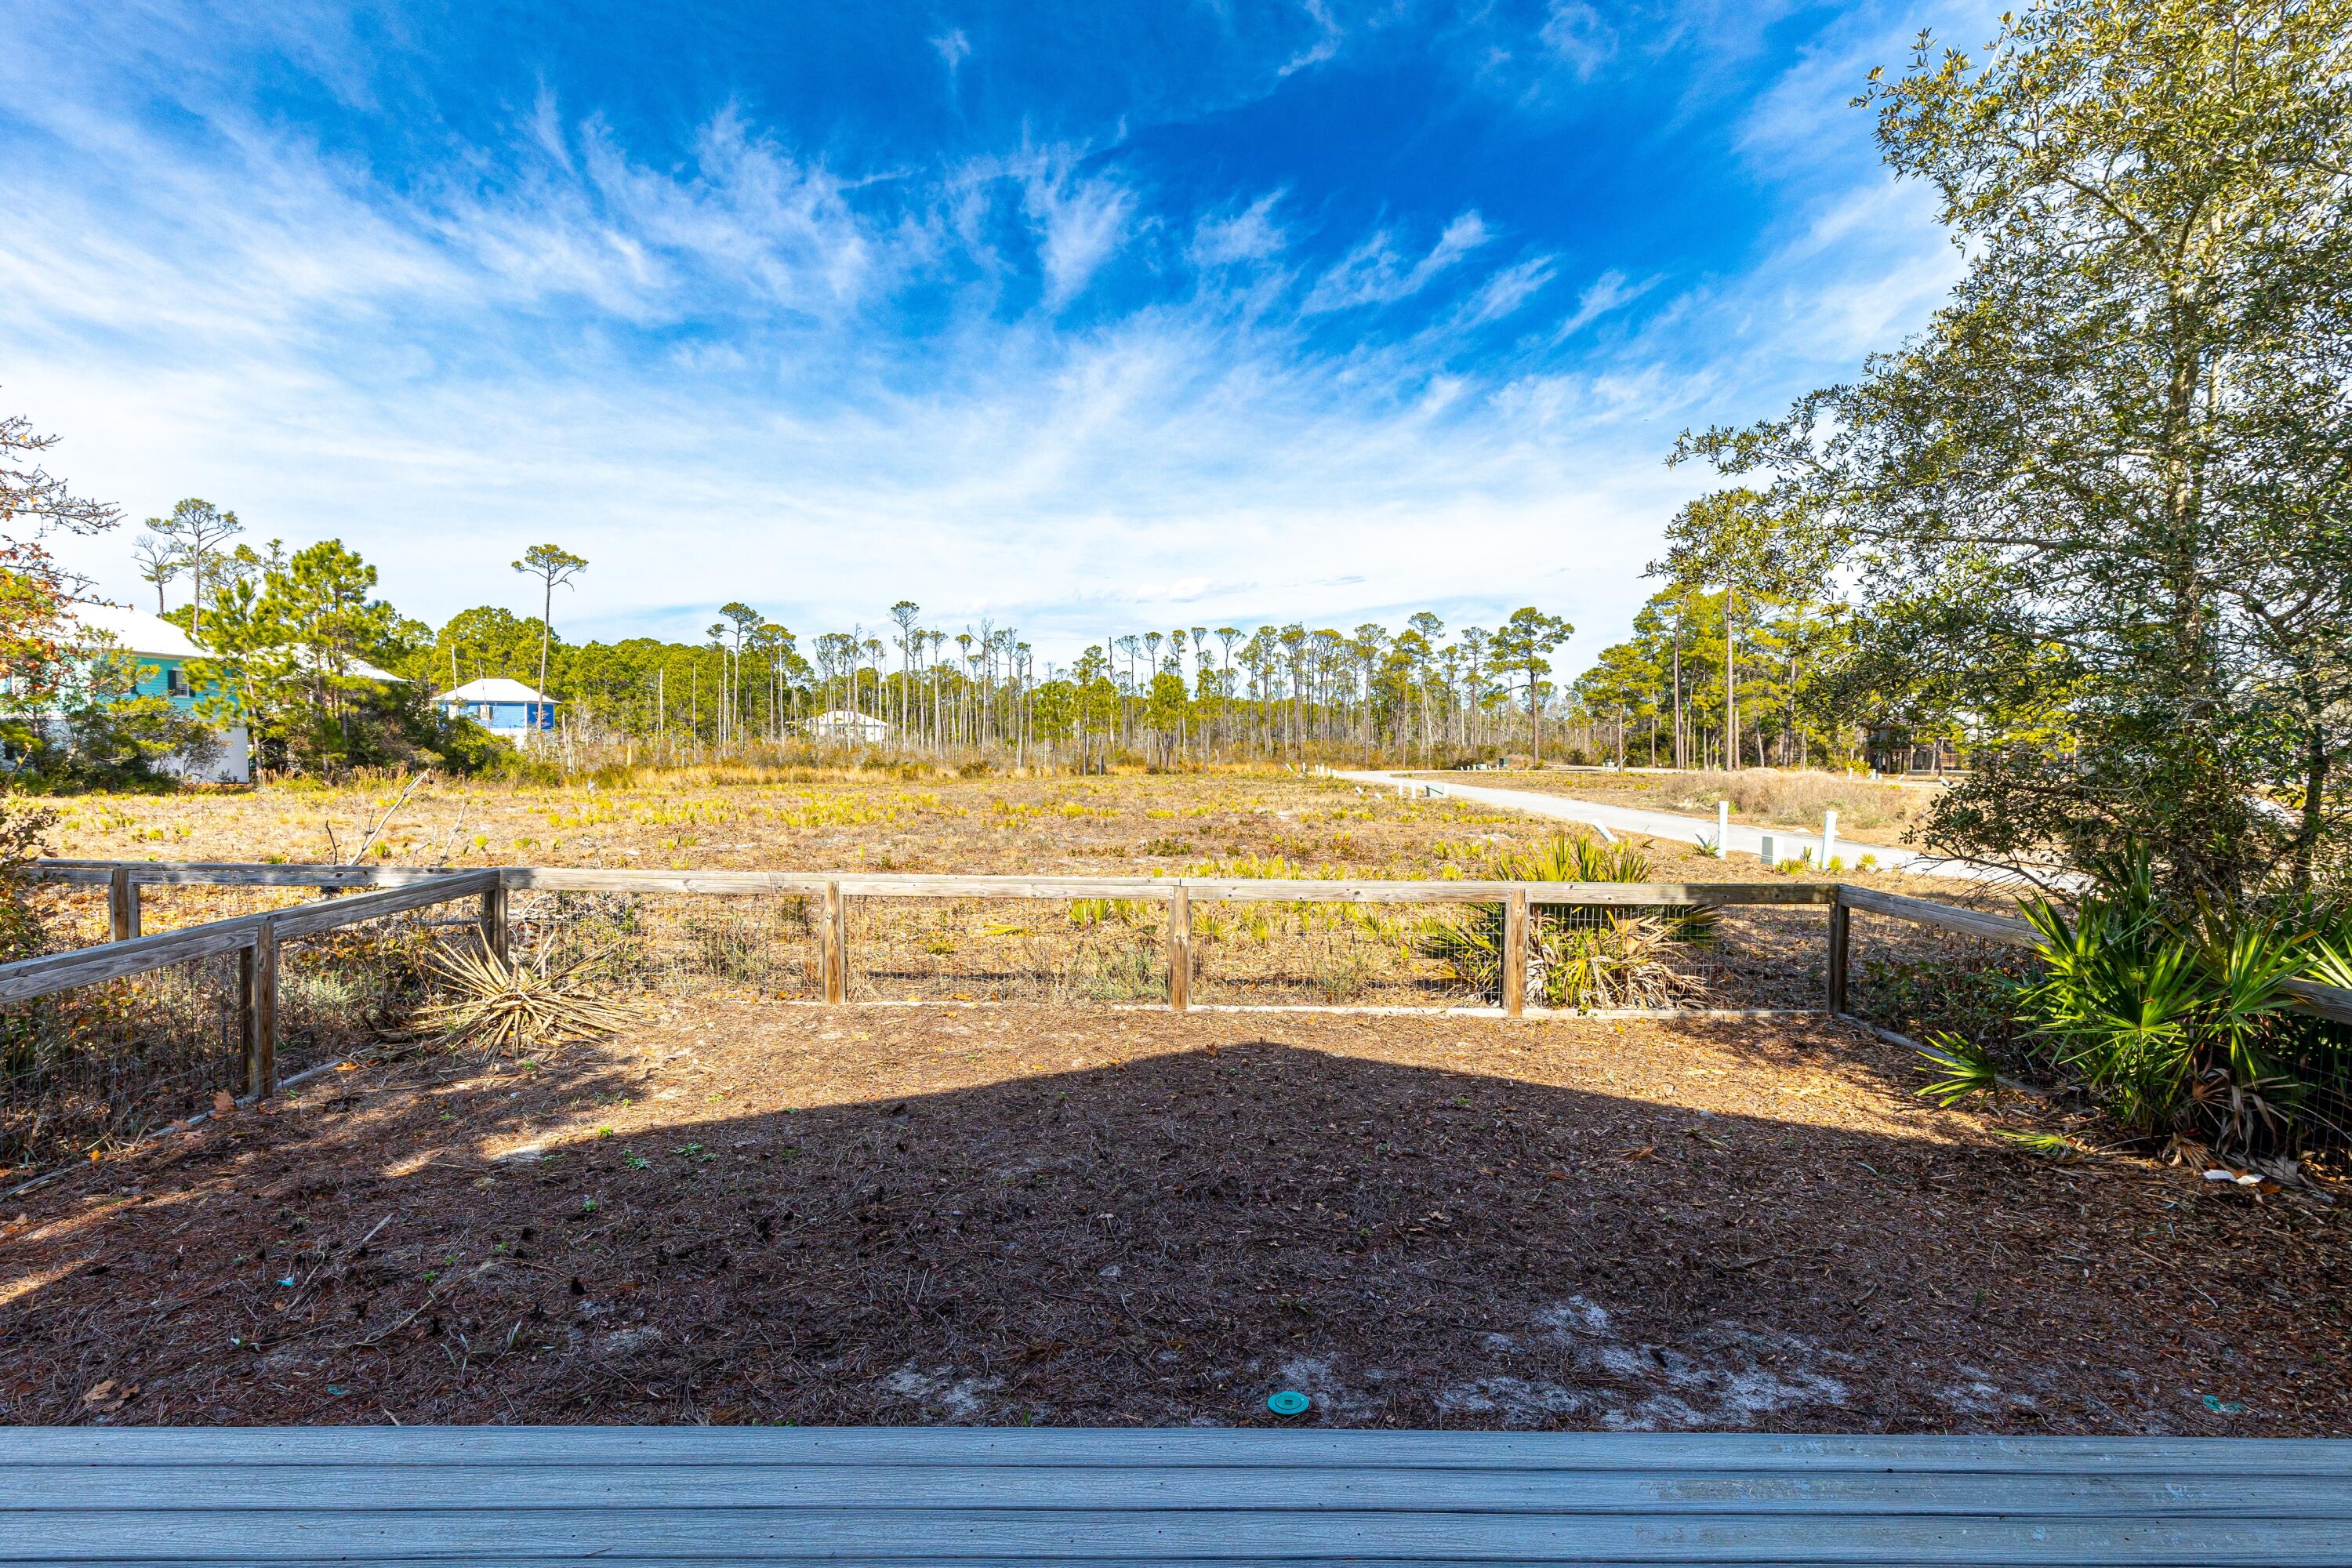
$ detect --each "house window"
[165,667,191,697]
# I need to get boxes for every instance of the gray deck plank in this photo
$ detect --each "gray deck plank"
[8,1462,2346,1516]
[9,1505,2352,1563]
[13,1562,2327,1568]
[4,1429,2347,1566]
[5,1427,2347,1472]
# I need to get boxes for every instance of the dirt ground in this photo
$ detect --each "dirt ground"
[5,1004,2344,1433]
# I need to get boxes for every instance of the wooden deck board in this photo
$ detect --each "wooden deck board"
[1,1428,2346,1564]
[16,1462,2352,1515]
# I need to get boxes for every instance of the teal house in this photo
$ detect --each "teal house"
[57,601,251,782]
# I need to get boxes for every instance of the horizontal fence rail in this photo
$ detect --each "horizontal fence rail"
[24,858,2352,1043]
[38,860,1838,906]
[1828,884,2352,1027]
[0,912,264,1004]
[4,870,503,1124]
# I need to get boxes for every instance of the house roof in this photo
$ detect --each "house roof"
[61,601,408,682]
[60,601,208,660]
[434,677,557,705]
[806,708,887,725]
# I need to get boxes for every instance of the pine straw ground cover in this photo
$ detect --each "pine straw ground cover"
[4,1005,2346,1432]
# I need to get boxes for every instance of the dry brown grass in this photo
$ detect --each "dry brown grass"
[38,765,1960,890]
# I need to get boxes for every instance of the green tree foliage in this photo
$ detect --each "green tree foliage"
[1142,670,1189,767]
[139,498,242,640]
[1571,588,1861,771]
[1677,0,2352,899]
[188,539,471,773]
[512,543,587,706]
[1491,608,1573,764]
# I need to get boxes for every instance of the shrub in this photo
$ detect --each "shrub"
[2004,851,2352,1156]
[1411,831,1712,1008]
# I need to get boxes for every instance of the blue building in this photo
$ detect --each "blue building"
[56,601,251,782]
[433,677,558,743]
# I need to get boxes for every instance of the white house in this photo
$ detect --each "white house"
[434,677,558,742]
[802,707,890,743]
[53,601,252,784]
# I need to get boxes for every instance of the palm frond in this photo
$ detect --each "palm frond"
[1915,1030,2001,1107]
[412,942,644,1052]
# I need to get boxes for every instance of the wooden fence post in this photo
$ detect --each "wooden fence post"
[241,921,278,1099]
[107,867,140,943]
[1167,884,1191,1012]
[479,876,509,963]
[1827,891,1850,1016]
[1502,888,1528,1018]
[822,881,846,1004]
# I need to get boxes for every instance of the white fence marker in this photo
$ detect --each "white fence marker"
[1759,833,1777,866]
[1716,801,1730,858]
[1824,809,1839,867]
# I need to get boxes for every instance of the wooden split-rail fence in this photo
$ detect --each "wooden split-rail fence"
[10,861,2352,1105]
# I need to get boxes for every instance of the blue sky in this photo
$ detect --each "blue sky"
[2,0,1984,673]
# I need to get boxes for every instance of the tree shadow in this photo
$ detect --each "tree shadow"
[0,1007,2334,1435]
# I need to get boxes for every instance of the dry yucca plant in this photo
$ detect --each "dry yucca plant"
[412,942,642,1052]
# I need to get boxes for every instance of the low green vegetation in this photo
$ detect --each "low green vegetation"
[1928,852,2352,1159]
[1410,832,1715,1010]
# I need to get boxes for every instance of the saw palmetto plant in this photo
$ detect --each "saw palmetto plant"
[1991,851,2352,1156]
[1410,831,1710,1008]
[412,942,642,1052]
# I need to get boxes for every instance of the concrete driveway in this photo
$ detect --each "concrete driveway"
[1336,769,2010,885]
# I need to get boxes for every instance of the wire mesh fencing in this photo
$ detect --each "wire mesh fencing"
[847,895,1166,1004]
[1610,901,1827,1010]
[1187,895,1830,1012]
[9,865,1936,1177]
[274,906,475,1083]
[3,872,504,1177]
[25,881,110,949]
[27,880,329,949]
[0,951,243,1171]
[1842,904,2041,1051]
[514,888,823,1000]
[1191,896,1480,1009]
[129,884,319,933]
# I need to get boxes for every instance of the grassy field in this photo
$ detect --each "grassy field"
[38,764,1951,882]
[1415,768,1942,835]
[15,767,2333,1435]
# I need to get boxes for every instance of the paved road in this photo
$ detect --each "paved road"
[1338,769,1998,884]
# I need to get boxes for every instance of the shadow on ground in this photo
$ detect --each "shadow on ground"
[2,1005,2344,1434]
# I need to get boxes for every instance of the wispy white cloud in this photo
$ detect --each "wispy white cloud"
[1538,1,1617,78]
[1301,211,1490,314]
[0,1,1972,674]
[1279,0,1344,77]
[1553,269,1658,340]
[1189,193,1288,268]
[1023,170,1136,310]
[932,28,972,75]
[1459,256,1559,327]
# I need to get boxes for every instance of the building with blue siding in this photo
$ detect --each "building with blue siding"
[54,601,252,782]
[433,677,558,743]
